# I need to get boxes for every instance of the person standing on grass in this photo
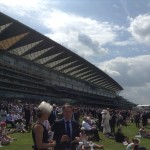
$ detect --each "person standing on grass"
[48,104,58,126]
[101,109,111,136]
[51,103,81,150]
[134,112,140,128]
[141,112,148,127]
[32,101,56,150]
[109,110,116,133]
[24,104,31,131]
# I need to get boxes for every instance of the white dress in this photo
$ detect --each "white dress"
[102,111,111,133]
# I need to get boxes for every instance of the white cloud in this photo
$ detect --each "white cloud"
[41,9,121,57]
[42,9,117,56]
[0,0,46,15]
[113,39,135,46]
[98,55,150,104]
[129,14,150,45]
[0,0,122,58]
[121,84,150,105]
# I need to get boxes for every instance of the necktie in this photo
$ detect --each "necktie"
[66,121,71,139]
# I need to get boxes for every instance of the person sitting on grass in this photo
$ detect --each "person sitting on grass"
[0,122,16,145]
[126,138,140,150]
[139,126,150,138]
[16,120,27,133]
[77,129,103,150]
[114,126,129,144]
[82,116,101,142]
[5,111,16,128]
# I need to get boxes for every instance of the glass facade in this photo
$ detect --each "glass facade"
[0,54,118,105]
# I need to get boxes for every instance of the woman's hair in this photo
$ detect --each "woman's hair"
[132,138,140,144]
[36,101,53,118]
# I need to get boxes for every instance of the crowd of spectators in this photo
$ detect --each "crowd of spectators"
[0,100,149,149]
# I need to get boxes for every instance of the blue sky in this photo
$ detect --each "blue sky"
[1,0,150,104]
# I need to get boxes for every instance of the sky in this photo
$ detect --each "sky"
[0,0,150,104]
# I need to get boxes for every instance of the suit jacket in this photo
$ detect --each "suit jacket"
[73,112,80,122]
[51,119,80,150]
[48,111,57,126]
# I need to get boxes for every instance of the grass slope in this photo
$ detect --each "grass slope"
[1,123,150,150]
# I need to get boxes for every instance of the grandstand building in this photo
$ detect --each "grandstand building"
[0,12,135,109]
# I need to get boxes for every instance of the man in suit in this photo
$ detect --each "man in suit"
[48,104,57,126]
[72,107,80,123]
[24,105,31,131]
[51,104,80,150]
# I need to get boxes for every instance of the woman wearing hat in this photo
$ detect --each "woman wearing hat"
[101,109,111,136]
[32,101,56,150]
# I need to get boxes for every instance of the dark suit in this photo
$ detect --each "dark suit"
[48,111,57,126]
[72,112,80,122]
[24,107,31,130]
[51,119,80,150]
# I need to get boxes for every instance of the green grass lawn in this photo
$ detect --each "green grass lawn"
[1,123,150,150]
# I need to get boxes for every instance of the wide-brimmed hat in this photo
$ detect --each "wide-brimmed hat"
[101,109,107,114]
